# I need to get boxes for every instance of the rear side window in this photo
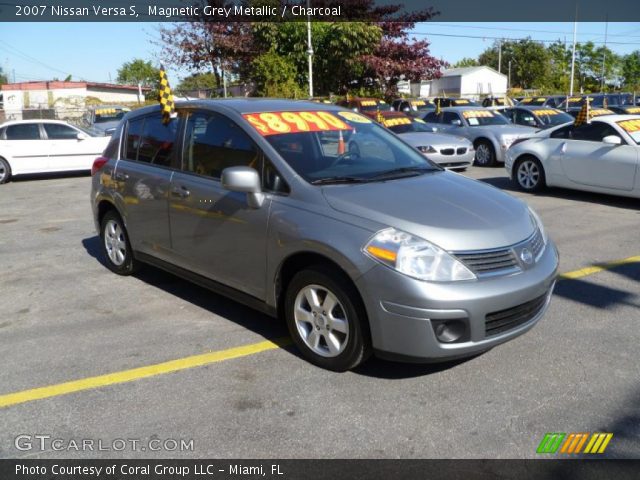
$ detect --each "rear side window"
[125,118,144,161]
[43,123,78,140]
[182,111,258,179]
[550,125,573,139]
[137,115,178,167]
[424,112,440,123]
[443,112,461,124]
[103,127,122,159]
[6,123,41,140]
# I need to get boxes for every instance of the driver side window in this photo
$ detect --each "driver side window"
[571,122,621,142]
[443,112,461,125]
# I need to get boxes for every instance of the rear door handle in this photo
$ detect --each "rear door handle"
[113,172,129,181]
[171,186,191,198]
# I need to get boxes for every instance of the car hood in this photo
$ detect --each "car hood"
[472,124,539,136]
[399,132,471,147]
[322,171,534,251]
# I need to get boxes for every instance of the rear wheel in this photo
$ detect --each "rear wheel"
[100,210,139,275]
[285,266,371,371]
[474,140,496,167]
[515,156,546,192]
[0,157,11,184]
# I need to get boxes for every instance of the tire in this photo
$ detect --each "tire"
[514,156,546,192]
[0,157,12,184]
[474,140,496,167]
[285,265,371,371]
[99,210,140,275]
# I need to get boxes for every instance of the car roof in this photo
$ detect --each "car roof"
[592,114,640,123]
[128,98,346,117]
[514,105,568,111]
[0,119,75,128]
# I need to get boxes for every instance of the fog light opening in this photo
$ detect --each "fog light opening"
[433,319,468,343]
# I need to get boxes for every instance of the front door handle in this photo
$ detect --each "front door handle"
[560,142,567,154]
[171,186,191,198]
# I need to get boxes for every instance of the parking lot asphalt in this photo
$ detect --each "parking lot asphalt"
[0,167,638,459]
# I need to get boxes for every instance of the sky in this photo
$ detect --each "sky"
[2,22,640,87]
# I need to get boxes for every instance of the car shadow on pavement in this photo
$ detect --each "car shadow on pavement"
[555,274,639,311]
[478,176,640,211]
[10,171,90,183]
[82,235,506,378]
[81,235,290,343]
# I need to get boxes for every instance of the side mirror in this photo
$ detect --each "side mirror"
[77,132,88,141]
[602,135,622,146]
[221,166,264,208]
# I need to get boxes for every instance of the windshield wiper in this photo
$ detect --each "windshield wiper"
[367,166,434,181]
[310,176,368,185]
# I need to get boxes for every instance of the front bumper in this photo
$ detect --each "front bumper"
[426,148,474,170]
[355,239,558,362]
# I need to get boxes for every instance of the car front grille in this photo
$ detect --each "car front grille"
[440,148,455,155]
[454,249,519,276]
[485,294,548,337]
[456,147,467,155]
[530,228,545,260]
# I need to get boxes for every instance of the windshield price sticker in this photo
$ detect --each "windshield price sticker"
[411,100,426,106]
[521,98,533,103]
[568,97,582,102]
[625,107,640,114]
[533,109,559,116]
[243,111,352,136]
[337,111,372,124]
[590,109,614,117]
[360,100,377,106]
[463,110,494,118]
[383,117,412,127]
[535,97,547,102]
[454,99,470,104]
[617,119,640,133]
[414,118,426,124]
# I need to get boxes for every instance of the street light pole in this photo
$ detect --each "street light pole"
[306,1,313,98]
[569,3,578,96]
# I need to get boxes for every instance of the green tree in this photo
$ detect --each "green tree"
[622,51,640,90]
[479,39,549,89]
[176,73,218,95]
[453,57,479,68]
[116,58,160,99]
[251,50,305,98]
[546,41,570,93]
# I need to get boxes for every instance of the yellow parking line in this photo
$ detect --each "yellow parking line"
[558,255,640,281]
[0,338,291,409]
[1,254,639,410]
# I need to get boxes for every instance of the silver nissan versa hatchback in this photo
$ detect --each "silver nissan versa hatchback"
[91,99,558,371]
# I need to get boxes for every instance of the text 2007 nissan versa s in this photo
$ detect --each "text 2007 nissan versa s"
[91,99,558,371]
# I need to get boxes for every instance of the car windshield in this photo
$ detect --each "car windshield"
[94,108,129,123]
[386,118,433,134]
[532,109,574,127]
[409,100,433,111]
[462,110,510,126]
[619,94,635,106]
[359,102,391,112]
[525,97,550,106]
[245,110,440,184]
[617,119,640,144]
[557,96,583,109]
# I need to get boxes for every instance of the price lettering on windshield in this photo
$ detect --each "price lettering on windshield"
[243,111,352,136]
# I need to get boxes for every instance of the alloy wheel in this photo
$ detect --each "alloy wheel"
[293,285,349,358]
[104,219,127,266]
[517,160,541,190]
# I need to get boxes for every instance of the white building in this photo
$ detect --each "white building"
[1,81,149,121]
[428,66,507,99]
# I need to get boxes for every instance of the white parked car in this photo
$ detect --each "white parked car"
[0,120,110,184]
[505,115,640,199]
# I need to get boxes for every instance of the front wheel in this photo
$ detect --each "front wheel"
[515,156,546,192]
[474,140,496,167]
[285,266,371,371]
[100,210,140,275]
[0,157,12,184]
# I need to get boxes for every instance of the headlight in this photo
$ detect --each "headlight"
[528,206,548,247]
[363,228,476,282]
[417,145,437,154]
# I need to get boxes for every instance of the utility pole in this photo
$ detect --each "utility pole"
[498,39,502,74]
[508,60,512,90]
[569,3,578,96]
[306,0,313,98]
[600,16,608,92]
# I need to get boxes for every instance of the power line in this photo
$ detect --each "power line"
[422,22,640,39]
[411,31,640,46]
[0,40,74,77]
